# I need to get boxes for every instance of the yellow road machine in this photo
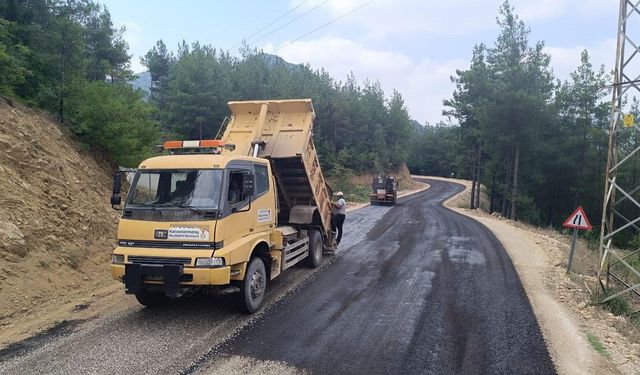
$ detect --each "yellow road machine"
[370,175,398,205]
[110,99,336,313]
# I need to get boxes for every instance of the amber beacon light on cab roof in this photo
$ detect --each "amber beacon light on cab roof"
[110,99,337,313]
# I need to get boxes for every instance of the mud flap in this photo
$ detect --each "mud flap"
[124,263,183,298]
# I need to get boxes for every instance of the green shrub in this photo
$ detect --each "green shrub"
[66,81,159,166]
[602,294,632,316]
[585,332,610,358]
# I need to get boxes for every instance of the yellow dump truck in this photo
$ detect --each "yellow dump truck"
[110,99,336,313]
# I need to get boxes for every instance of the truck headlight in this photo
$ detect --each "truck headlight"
[195,257,225,267]
[112,254,125,264]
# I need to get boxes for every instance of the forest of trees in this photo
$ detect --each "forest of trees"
[0,0,158,166]
[0,1,627,234]
[0,0,414,175]
[408,2,620,233]
[140,41,415,175]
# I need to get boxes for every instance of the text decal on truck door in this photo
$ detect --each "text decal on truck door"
[257,209,272,223]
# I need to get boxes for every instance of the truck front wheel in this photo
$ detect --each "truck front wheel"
[135,289,168,308]
[239,257,267,314]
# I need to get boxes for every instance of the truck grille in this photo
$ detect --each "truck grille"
[127,256,191,266]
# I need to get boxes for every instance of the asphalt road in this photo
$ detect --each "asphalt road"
[0,179,555,375]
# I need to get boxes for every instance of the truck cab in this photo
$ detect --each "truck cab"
[111,99,335,313]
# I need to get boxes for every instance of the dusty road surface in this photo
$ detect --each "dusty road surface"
[0,179,555,374]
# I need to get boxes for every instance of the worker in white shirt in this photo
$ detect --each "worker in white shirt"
[332,191,346,245]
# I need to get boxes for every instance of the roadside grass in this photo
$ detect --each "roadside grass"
[343,184,371,203]
[556,224,640,330]
[326,169,371,204]
[602,253,640,344]
[601,292,640,343]
[585,279,640,344]
[602,294,632,317]
[615,256,640,282]
[585,332,611,359]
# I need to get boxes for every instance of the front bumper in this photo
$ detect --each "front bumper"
[111,263,231,293]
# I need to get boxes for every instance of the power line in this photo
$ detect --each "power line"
[273,0,375,53]
[231,0,311,50]
[246,0,311,42]
[249,0,332,46]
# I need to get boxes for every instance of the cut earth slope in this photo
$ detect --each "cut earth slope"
[0,97,121,346]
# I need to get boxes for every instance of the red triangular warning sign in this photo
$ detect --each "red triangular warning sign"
[562,206,592,230]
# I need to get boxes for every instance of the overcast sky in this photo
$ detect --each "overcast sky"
[102,0,617,125]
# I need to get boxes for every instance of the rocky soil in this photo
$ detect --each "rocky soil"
[0,97,119,345]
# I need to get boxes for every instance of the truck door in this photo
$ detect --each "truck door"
[252,162,275,232]
[219,166,254,245]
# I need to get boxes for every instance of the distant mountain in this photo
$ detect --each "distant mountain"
[259,53,297,69]
[130,71,151,97]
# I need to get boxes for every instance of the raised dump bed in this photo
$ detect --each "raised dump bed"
[222,99,334,245]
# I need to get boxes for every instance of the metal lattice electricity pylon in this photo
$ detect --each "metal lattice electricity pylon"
[597,0,640,306]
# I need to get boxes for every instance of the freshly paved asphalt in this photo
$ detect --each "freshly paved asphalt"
[0,179,555,375]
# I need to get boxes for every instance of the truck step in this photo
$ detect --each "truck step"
[282,237,310,271]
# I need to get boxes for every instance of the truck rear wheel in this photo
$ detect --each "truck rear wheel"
[239,257,266,314]
[303,230,322,268]
[135,289,168,308]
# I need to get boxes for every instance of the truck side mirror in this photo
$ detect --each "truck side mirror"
[243,172,255,197]
[111,195,122,206]
[110,168,137,210]
[111,172,123,209]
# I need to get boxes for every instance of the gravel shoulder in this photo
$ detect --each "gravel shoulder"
[422,176,638,375]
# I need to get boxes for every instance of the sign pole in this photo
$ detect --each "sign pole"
[563,206,592,274]
[567,228,578,273]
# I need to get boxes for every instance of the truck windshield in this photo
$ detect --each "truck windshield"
[127,169,223,209]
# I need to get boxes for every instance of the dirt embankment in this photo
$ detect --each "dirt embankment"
[353,163,423,191]
[0,98,120,346]
[424,176,640,375]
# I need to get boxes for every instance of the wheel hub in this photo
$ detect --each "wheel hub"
[250,270,264,300]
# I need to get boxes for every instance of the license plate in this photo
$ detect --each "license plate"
[144,275,163,281]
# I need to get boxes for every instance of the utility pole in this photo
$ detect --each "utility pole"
[597,0,640,304]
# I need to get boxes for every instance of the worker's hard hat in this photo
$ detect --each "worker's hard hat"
[337,191,344,197]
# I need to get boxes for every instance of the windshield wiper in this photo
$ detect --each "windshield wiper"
[131,202,213,215]
[129,204,162,213]
[173,204,208,215]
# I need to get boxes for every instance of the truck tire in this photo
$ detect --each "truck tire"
[239,257,267,314]
[135,289,168,308]
[303,230,322,268]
